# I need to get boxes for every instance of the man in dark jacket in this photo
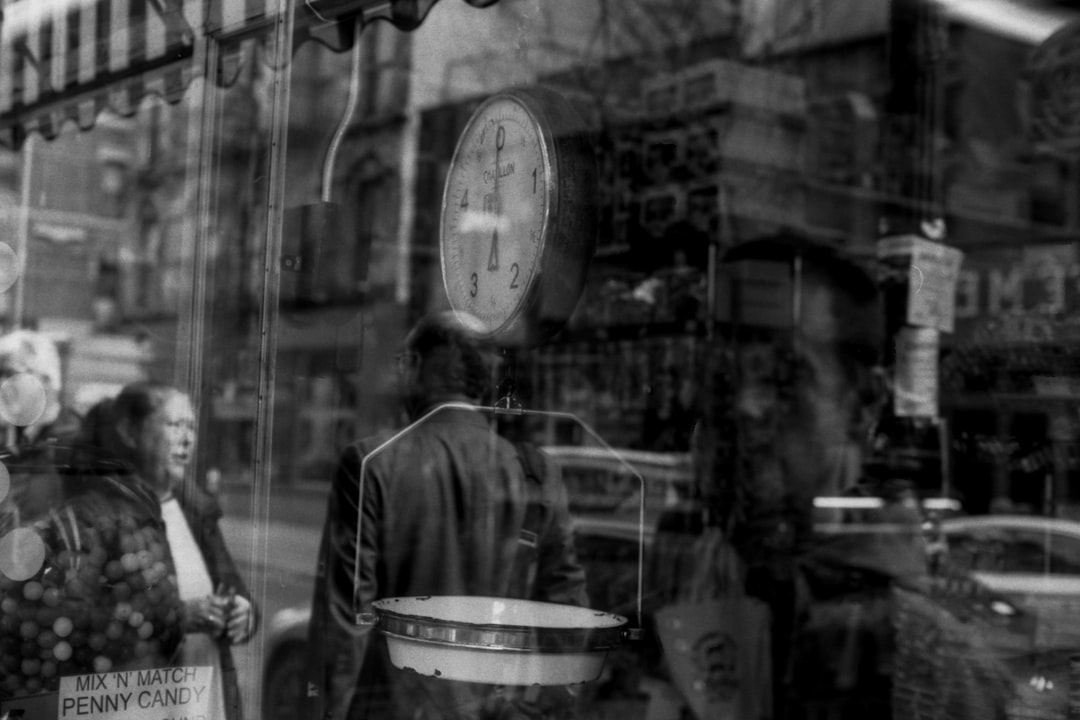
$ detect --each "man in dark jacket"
[307,311,588,720]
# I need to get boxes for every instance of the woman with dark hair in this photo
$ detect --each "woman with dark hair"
[91,382,256,720]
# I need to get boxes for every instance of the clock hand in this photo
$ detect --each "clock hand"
[493,125,501,200]
[488,227,500,271]
[489,124,504,272]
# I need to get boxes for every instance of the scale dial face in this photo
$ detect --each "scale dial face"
[440,93,554,338]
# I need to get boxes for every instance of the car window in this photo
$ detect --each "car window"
[948,526,1080,576]
[945,528,1009,572]
[1008,530,1080,576]
[998,531,1051,574]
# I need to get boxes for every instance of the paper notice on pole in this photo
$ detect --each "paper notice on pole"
[909,240,963,332]
[878,235,964,333]
[57,666,213,720]
[894,327,939,418]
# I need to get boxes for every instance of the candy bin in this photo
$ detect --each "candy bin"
[0,449,185,701]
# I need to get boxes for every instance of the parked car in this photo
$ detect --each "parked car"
[939,514,1080,651]
[941,514,1080,594]
[260,605,310,720]
[539,445,693,517]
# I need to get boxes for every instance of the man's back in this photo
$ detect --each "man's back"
[315,403,586,720]
[348,406,534,605]
[310,312,587,720]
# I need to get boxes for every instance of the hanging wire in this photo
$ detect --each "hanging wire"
[322,17,364,203]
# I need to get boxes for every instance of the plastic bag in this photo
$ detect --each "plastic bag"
[655,528,772,720]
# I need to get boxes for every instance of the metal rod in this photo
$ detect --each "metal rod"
[14,133,33,331]
[246,4,296,718]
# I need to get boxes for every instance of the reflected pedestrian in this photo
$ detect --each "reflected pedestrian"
[0,350,186,702]
[0,329,78,449]
[0,330,79,521]
[308,311,588,720]
[88,382,256,720]
[680,235,914,717]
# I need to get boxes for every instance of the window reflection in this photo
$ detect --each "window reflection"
[4,1,1080,719]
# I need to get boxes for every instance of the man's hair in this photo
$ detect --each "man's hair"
[405,312,492,401]
[111,381,182,430]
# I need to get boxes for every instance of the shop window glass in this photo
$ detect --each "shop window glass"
[7,1,1080,719]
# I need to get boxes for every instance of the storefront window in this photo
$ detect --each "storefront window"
[4,1,1080,718]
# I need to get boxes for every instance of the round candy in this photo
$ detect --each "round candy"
[19,620,38,639]
[104,621,123,641]
[87,633,106,652]
[120,553,139,574]
[21,580,43,601]
[52,616,73,638]
[64,577,86,597]
[36,630,57,650]
[104,561,124,582]
[52,641,72,661]
[41,587,62,608]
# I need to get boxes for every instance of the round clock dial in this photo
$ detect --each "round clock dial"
[440,88,597,344]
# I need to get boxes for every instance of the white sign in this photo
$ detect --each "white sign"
[894,327,939,418]
[878,235,964,333]
[59,666,213,720]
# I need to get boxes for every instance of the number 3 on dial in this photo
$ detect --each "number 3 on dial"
[439,88,597,344]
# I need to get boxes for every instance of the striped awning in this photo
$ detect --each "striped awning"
[0,0,499,148]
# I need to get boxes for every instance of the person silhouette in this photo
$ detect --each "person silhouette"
[308,311,587,720]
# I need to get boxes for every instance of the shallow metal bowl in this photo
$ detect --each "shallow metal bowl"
[372,596,628,686]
